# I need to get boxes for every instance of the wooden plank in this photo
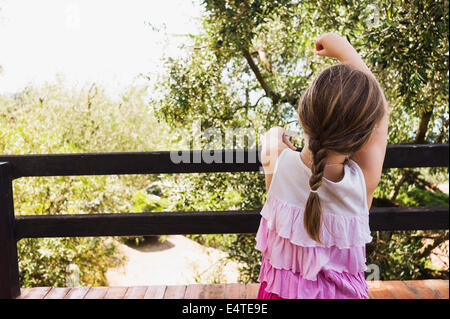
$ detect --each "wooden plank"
[224,283,247,299]
[17,288,32,299]
[184,284,225,299]
[403,280,439,299]
[1,145,447,180]
[64,286,90,299]
[0,163,20,299]
[83,286,108,299]
[382,144,449,169]
[163,285,186,299]
[383,281,418,299]
[203,284,225,299]
[423,280,449,299]
[367,281,396,299]
[11,281,450,300]
[20,287,51,299]
[185,284,208,299]
[15,206,449,240]
[246,283,260,299]
[104,287,128,299]
[369,206,449,231]
[143,285,166,299]
[123,286,148,299]
[15,210,261,239]
[43,287,71,299]
[0,149,260,179]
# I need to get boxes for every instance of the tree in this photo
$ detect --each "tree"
[152,0,449,281]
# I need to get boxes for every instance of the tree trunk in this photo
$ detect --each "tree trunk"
[414,109,433,144]
[242,49,280,104]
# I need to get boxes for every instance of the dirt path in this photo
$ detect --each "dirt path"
[106,235,241,286]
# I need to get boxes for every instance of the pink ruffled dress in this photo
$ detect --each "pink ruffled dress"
[256,148,372,299]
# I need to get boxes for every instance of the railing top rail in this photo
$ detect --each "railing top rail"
[0,144,448,179]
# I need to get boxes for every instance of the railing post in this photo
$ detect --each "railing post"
[0,162,20,298]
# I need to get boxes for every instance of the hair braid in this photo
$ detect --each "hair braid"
[308,139,328,191]
[303,138,328,244]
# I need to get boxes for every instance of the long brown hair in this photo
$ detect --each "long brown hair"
[298,64,385,243]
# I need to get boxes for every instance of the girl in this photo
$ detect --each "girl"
[256,33,389,299]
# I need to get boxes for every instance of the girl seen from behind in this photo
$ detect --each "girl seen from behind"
[257,33,389,299]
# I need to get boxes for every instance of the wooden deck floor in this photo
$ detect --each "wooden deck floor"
[15,280,449,299]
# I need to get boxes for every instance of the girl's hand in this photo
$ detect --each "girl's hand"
[260,126,285,152]
[315,32,371,74]
[260,126,287,173]
[260,127,299,191]
[315,32,359,63]
[282,131,297,151]
[260,127,289,191]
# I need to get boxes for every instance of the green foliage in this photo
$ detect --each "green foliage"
[1,78,170,287]
[367,187,449,280]
[361,1,449,141]
[367,230,429,280]
[119,185,170,246]
[18,237,120,287]
[396,185,449,207]
[367,227,449,280]
[132,190,170,213]
[227,234,262,283]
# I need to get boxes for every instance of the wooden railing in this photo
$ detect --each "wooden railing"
[0,144,449,299]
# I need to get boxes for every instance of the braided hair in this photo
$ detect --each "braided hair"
[298,64,386,244]
[303,138,328,243]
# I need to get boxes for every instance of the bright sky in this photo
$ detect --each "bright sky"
[0,0,203,96]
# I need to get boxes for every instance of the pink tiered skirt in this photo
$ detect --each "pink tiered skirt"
[257,256,368,299]
[255,194,371,299]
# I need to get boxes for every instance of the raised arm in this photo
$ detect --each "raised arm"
[351,110,389,208]
[315,33,389,208]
